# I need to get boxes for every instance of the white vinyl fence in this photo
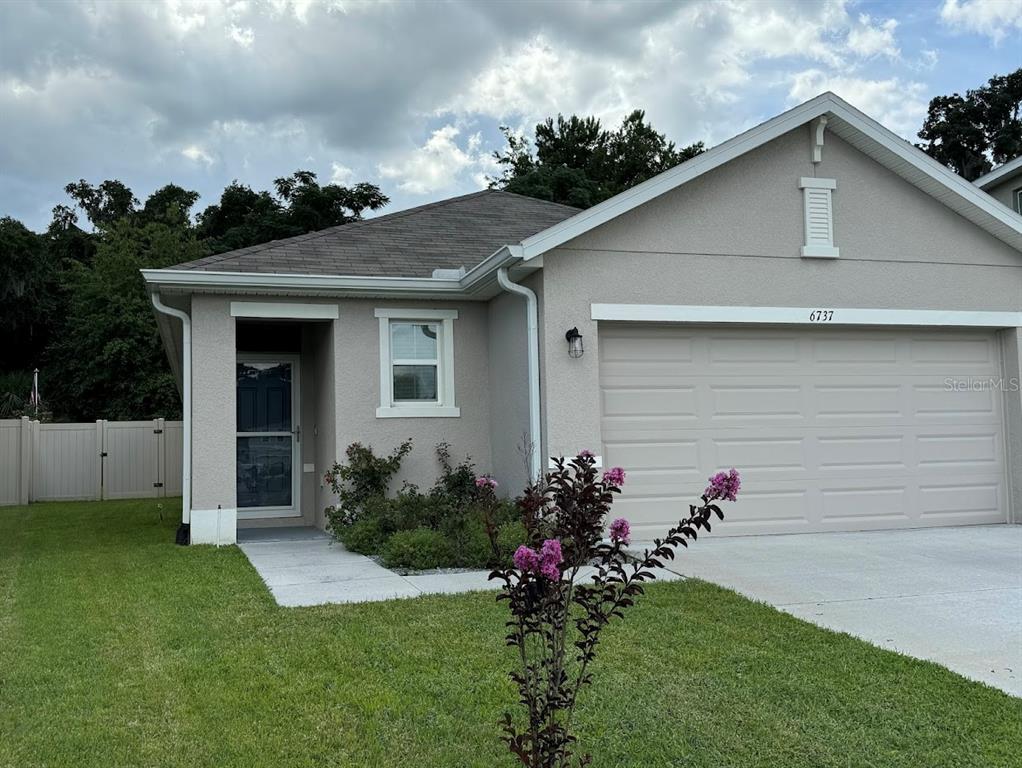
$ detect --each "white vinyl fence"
[0,418,182,506]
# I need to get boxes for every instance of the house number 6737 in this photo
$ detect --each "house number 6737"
[809,310,834,322]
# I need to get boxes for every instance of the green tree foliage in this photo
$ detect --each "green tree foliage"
[198,170,388,253]
[918,68,1022,181]
[44,211,206,420]
[491,109,705,207]
[0,170,388,420]
[0,217,58,372]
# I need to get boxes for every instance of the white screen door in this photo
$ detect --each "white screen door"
[236,356,300,518]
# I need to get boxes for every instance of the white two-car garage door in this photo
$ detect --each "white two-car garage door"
[599,324,1008,537]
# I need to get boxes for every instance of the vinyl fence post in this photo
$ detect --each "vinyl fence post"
[30,420,40,502]
[18,416,30,505]
[155,418,165,498]
[96,419,105,501]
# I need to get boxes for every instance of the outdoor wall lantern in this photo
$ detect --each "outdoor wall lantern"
[565,327,584,358]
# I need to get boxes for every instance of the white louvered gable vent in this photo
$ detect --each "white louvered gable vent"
[798,177,839,258]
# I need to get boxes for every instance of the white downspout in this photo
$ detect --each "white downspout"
[497,264,542,480]
[150,292,191,529]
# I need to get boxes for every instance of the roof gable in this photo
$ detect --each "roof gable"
[519,92,1022,259]
[974,156,1022,191]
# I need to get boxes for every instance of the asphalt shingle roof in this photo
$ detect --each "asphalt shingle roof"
[171,190,580,277]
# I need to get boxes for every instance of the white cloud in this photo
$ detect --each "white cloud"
[181,145,214,165]
[788,70,929,138]
[846,14,900,59]
[228,24,255,48]
[378,125,490,194]
[941,0,1022,42]
[329,161,353,185]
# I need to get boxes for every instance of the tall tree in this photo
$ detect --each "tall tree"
[198,171,388,253]
[491,109,704,208]
[918,68,1022,180]
[44,211,206,420]
[0,217,57,372]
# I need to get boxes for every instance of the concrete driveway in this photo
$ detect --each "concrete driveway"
[653,525,1021,697]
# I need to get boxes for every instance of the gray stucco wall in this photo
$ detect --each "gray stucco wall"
[985,175,1021,213]
[187,296,491,527]
[311,321,336,529]
[190,295,237,513]
[537,125,1022,518]
[331,298,493,494]
[487,290,531,493]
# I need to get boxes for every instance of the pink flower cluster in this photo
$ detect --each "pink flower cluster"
[578,449,596,459]
[475,475,498,489]
[705,468,741,502]
[609,517,630,545]
[602,467,626,486]
[513,539,564,580]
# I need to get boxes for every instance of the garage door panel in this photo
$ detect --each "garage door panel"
[710,384,805,420]
[815,384,903,420]
[912,384,997,418]
[707,336,800,363]
[602,387,696,417]
[918,481,1003,522]
[910,336,997,364]
[811,337,900,364]
[599,323,1007,535]
[820,486,910,525]
[602,441,700,472]
[816,434,907,471]
[917,432,1000,469]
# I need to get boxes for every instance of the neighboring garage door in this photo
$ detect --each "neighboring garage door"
[599,323,1008,537]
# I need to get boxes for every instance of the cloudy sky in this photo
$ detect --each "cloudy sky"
[2,0,1020,231]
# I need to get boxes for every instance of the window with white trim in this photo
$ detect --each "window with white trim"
[375,308,459,418]
[1013,187,1021,215]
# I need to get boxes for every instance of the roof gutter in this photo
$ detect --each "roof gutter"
[497,255,542,481]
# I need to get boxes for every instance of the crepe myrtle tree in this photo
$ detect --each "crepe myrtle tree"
[482,452,741,768]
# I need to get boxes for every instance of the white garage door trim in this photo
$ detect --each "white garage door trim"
[592,304,1022,328]
[598,323,1010,537]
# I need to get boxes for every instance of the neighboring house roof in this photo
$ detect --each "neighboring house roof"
[170,189,579,277]
[974,155,1022,191]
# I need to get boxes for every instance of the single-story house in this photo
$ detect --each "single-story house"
[144,92,1022,545]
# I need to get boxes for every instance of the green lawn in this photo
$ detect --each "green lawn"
[1,500,1019,767]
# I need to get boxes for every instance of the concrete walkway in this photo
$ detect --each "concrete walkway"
[639,525,1022,697]
[238,527,682,608]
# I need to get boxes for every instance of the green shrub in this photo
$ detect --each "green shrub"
[382,528,452,571]
[494,520,527,566]
[323,439,412,532]
[339,517,386,555]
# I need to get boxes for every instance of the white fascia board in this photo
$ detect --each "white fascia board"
[142,269,466,295]
[974,156,1022,190]
[822,99,1022,240]
[230,301,339,319]
[517,91,1022,260]
[591,303,1022,328]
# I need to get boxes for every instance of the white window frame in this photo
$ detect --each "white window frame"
[375,308,460,418]
[1013,187,1022,215]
